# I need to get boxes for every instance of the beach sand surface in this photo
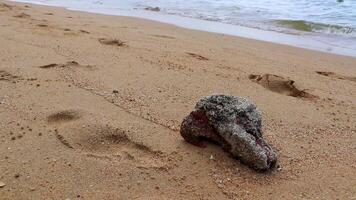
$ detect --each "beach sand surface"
[0,1,356,199]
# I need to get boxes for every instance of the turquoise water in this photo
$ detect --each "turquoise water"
[11,0,356,56]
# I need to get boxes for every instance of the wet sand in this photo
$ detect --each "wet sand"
[0,1,356,199]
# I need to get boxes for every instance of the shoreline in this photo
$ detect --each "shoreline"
[10,0,356,58]
[1,1,356,199]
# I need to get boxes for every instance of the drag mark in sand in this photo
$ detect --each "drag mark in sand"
[37,61,178,132]
[77,125,166,169]
[90,88,179,132]
[54,130,73,149]
[51,123,167,169]
[74,126,150,154]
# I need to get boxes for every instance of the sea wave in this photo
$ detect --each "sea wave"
[135,3,356,38]
[275,20,356,37]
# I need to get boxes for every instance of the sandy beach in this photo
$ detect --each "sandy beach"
[0,1,356,199]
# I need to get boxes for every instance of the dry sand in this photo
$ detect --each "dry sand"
[0,1,356,199]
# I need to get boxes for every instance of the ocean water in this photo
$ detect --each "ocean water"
[11,0,356,57]
[137,0,356,36]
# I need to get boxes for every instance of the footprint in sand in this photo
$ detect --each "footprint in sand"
[0,3,13,11]
[316,71,356,82]
[152,34,175,39]
[35,24,82,35]
[13,13,31,19]
[38,63,59,69]
[37,23,49,27]
[38,61,94,70]
[98,38,127,47]
[186,52,209,61]
[249,73,317,99]
[79,30,90,34]
[47,109,82,123]
[0,70,20,82]
[53,123,165,168]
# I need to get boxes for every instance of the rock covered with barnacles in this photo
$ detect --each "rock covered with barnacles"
[180,94,277,171]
